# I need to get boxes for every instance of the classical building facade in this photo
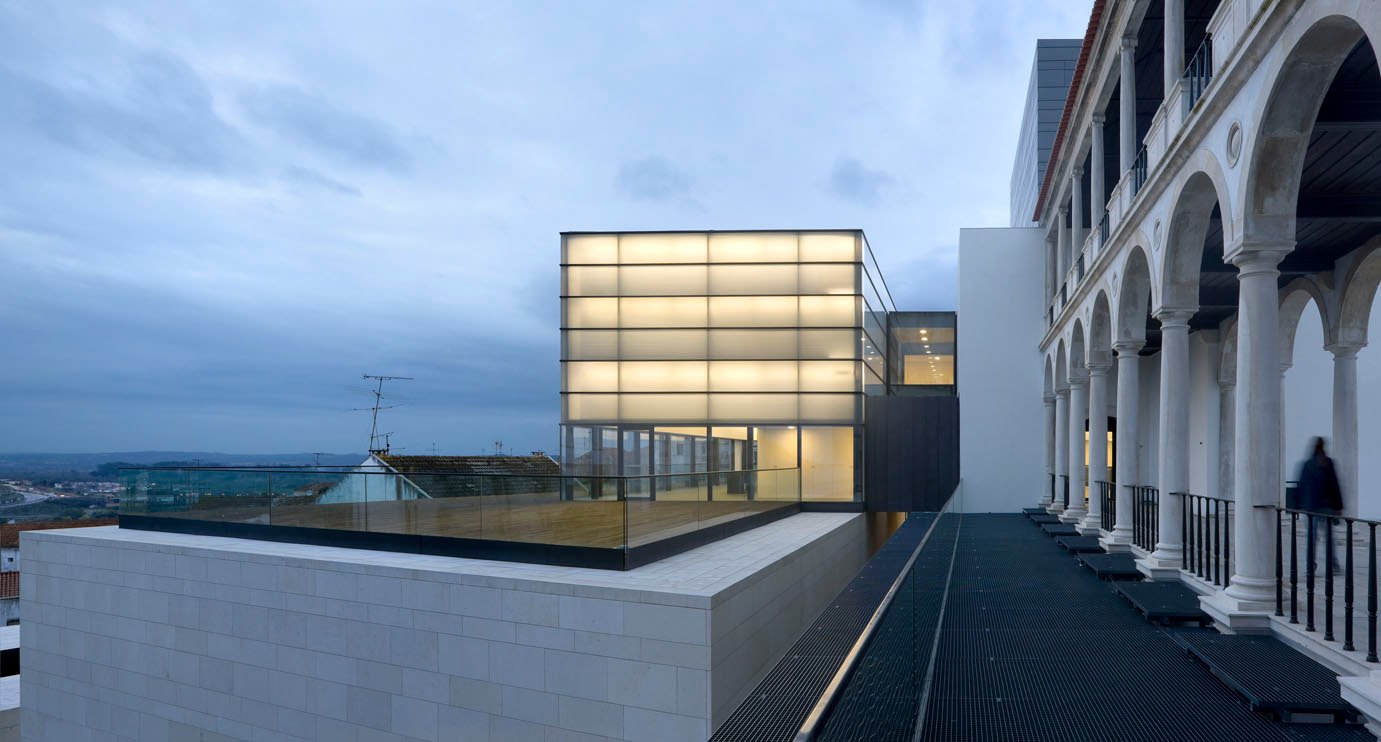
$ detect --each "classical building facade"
[1030,0,1381,720]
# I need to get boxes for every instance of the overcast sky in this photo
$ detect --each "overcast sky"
[0,1,1088,455]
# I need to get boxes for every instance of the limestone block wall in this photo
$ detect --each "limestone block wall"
[19,513,864,742]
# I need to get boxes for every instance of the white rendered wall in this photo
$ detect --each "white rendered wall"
[1187,333,1221,499]
[1137,356,1161,488]
[957,227,1045,512]
[19,515,866,742]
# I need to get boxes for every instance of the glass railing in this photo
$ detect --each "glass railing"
[118,465,801,567]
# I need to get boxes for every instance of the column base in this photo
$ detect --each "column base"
[1135,552,1181,581]
[1340,672,1381,736]
[1077,513,1102,535]
[1059,507,1086,524]
[1045,503,1063,515]
[1101,527,1133,552]
[1198,578,1276,633]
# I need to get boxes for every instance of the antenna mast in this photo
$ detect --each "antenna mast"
[357,374,413,455]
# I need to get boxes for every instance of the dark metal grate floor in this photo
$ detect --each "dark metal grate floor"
[1115,580,1213,625]
[709,512,940,742]
[1079,551,1143,579]
[1173,631,1360,720]
[1056,534,1106,552]
[915,515,1373,742]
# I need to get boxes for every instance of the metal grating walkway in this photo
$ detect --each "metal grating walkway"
[709,512,940,742]
[914,514,1373,741]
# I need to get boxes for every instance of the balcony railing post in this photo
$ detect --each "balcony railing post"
[1213,499,1222,586]
[1223,500,1231,588]
[1326,517,1336,642]
[1290,512,1299,624]
[1307,515,1317,632]
[1181,495,1189,571]
[1275,507,1283,617]
[1346,519,1356,651]
[1369,521,1378,663]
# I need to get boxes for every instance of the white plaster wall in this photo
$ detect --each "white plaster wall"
[1187,333,1222,499]
[1137,356,1161,488]
[957,226,1046,512]
[1284,300,1336,490]
[1359,298,1381,520]
[19,515,866,742]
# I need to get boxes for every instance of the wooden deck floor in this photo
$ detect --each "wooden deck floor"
[141,495,791,549]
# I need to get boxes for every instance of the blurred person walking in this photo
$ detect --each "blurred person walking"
[1297,437,1344,575]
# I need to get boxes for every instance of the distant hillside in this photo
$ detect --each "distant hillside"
[0,452,367,481]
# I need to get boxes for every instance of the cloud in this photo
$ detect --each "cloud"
[283,165,361,197]
[829,158,895,205]
[0,53,244,174]
[241,84,413,173]
[614,156,693,202]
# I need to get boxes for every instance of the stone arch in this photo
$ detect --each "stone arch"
[1044,353,1055,396]
[1055,338,1069,391]
[1160,165,1232,311]
[1338,239,1381,347]
[1279,276,1335,366]
[1089,289,1114,364]
[1115,244,1155,345]
[1242,11,1379,243]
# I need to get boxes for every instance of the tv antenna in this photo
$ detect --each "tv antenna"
[354,374,413,455]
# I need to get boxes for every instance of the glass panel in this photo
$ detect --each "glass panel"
[564,330,618,360]
[564,266,618,296]
[619,233,707,264]
[620,394,707,421]
[619,330,708,360]
[798,232,858,262]
[619,265,707,296]
[708,264,797,295]
[619,297,707,328]
[799,295,857,327]
[799,394,858,423]
[708,361,798,392]
[619,361,707,392]
[708,232,798,263]
[564,393,618,422]
[798,361,857,392]
[709,394,797,422]
[564,234,618,264]
[709,296,797,327]
[565,361,619,392]
[798,329,856,359]
[798,264,858,295]
[564,297,619,328]
[754,426,798,470]
[801,426,855,501]
[709,329,797,359]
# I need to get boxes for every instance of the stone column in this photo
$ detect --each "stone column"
[1043,394,1057,505]
[1217,380,1235,502]
[1203,244,1292,631]
[1106,341,1142,549]
[1164,0,1185,95]
[1058,206,1070,279]
[1091,115,1106,223]
[1120,36,1138,173]
[1072,167,1085,260]
[1063,372,1090,524]
[1081,360,1111,533]
[1142,309,1193,578]
[1330,343,1363,516]
[1045,237,1057,303]
[1051,387,1070,513]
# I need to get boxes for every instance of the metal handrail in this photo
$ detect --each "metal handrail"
[1131,146,1149,197]
[1184,34,1214,110]
[1173,491,1232,587]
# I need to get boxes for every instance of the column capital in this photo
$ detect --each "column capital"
[1086,360,1113,376]
[1056,386,1071,398]
[1058,204,1069,217]
[1113,339,1145,356]
[1280,361,1293,376]
[1153,307,1195,328]
[1227,238,1294,272]
[1072,165,1085,179]
[1327,341,1366,359]
[1121,34,1138,52]
[1043,393,1057,404]
[1091,112,1106,126]
[1218,378,1236,391]
[1068,371,1089,389]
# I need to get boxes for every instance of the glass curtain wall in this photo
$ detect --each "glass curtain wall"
[886,311,957,394]
[560,231,892,501]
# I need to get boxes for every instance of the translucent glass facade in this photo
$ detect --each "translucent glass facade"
[560,230,895,501]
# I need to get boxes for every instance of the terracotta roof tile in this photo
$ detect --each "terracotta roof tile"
[0,519,118,548]
[0,572,17,599]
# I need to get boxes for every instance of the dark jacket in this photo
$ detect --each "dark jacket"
[1297,455,1344,514]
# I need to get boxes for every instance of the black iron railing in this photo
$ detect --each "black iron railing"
[1060,281,1068,308]
[1048,473,1056,505]
[1076,252,1086,282]
[1131,146,1149,197]
[1097,480,1115,532]
[1184,35,1214,110]
[1133,485,1159,552]
[1177,492,1231,587]
[1061,475,1070,509]
[1097,210,1109,244]
[1268,505,1379,662]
